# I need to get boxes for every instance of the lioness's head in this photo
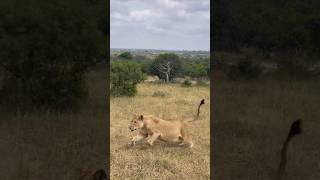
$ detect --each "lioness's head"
[128,114,144,132]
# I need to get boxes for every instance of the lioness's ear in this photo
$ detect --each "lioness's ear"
[140,115,144,120]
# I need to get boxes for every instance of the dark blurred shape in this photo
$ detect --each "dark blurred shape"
[288,119,302,138]
[0,0,108,111]
[196,99,205,117]
[277,119,303,179]
[200,99,205,106]
[92,169,107,180]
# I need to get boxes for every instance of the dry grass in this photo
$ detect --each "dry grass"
[0,67,108,180]
[110,83,210,180]
[213,74,320,180]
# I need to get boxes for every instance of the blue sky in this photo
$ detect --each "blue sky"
[111,0,210,51]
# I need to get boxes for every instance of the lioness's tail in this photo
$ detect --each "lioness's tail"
[188,99,205,122]
[276,119,302,180]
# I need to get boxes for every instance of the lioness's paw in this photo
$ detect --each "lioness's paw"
[128,141,135,147]
[189,142,194,148]
[147,139,153,146]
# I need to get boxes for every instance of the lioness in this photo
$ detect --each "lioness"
[128,99,205,148]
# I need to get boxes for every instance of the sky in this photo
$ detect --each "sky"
[111,0,210,51]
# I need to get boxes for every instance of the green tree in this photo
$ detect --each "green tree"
[0,0,107,110]
[151,53,182,82]
[213,0,320,58]
[118,52,133,60]
[111,61,145,97]
[183,63,208,78]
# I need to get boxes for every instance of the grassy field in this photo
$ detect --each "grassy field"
[0,67,108,180]
[213,73,320,180]
[110,83,210,180]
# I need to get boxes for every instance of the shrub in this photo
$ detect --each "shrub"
[276,57,313,78]
[181,79,192,87]
[183,63,208,78]
[227,59,262,80]
[111,61,145,97]
[196,80,209,86]
[118,52,133,60]
[152,91,167,98]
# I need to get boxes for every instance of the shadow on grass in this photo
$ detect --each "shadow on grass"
[122,140,192,151]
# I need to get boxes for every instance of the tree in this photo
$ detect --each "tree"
[111,61,146,97]
[183,63,208,78]
[118,52,133,60]
[154,61,173,83]
[0,0,107,110]
[213,0,320,58]
[151,53,181,82]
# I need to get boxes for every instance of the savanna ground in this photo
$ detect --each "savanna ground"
[213,71,320,180]
[0,66,108,180]
[110,83,210,180]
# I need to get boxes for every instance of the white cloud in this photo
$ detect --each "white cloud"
[129,9,162,21]
[157,0,180,8]
[111,0,210,50]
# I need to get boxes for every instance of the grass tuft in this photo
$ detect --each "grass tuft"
[152,91,168,98]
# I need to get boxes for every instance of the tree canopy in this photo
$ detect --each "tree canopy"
[213,0,320,57]
[0,0,107,110]
[118,52,133,60]
[151,53,182,82]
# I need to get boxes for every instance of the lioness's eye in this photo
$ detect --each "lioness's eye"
[134,121,136,123]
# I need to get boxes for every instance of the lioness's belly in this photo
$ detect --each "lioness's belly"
[159,130,182,142]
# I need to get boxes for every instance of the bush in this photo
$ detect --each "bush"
[196,80,208,86]
[0,70,89,111]
[111,61,146,97]
[181,79,192,87]
[227,59,262,80]
[183,63,208,78]
[152,91,167,98]
[276,57,313,78]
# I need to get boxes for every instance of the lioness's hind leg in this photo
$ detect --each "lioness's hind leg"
[181,127,193,148]
[187,141,194,148]
[178,136,184,145]
[181,137,193,148]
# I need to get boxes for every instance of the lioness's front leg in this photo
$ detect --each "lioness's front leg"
[129,133,147,147]
[147,132,160,146]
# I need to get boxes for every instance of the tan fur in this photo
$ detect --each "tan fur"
[128,114,193,147]
[128,99,205,148]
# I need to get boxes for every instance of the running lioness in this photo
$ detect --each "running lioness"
[128,99,205,148]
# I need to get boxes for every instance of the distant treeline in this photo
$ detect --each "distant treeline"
[214,0,320,57]
[110,52,210,97]
[112,52,210,80]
